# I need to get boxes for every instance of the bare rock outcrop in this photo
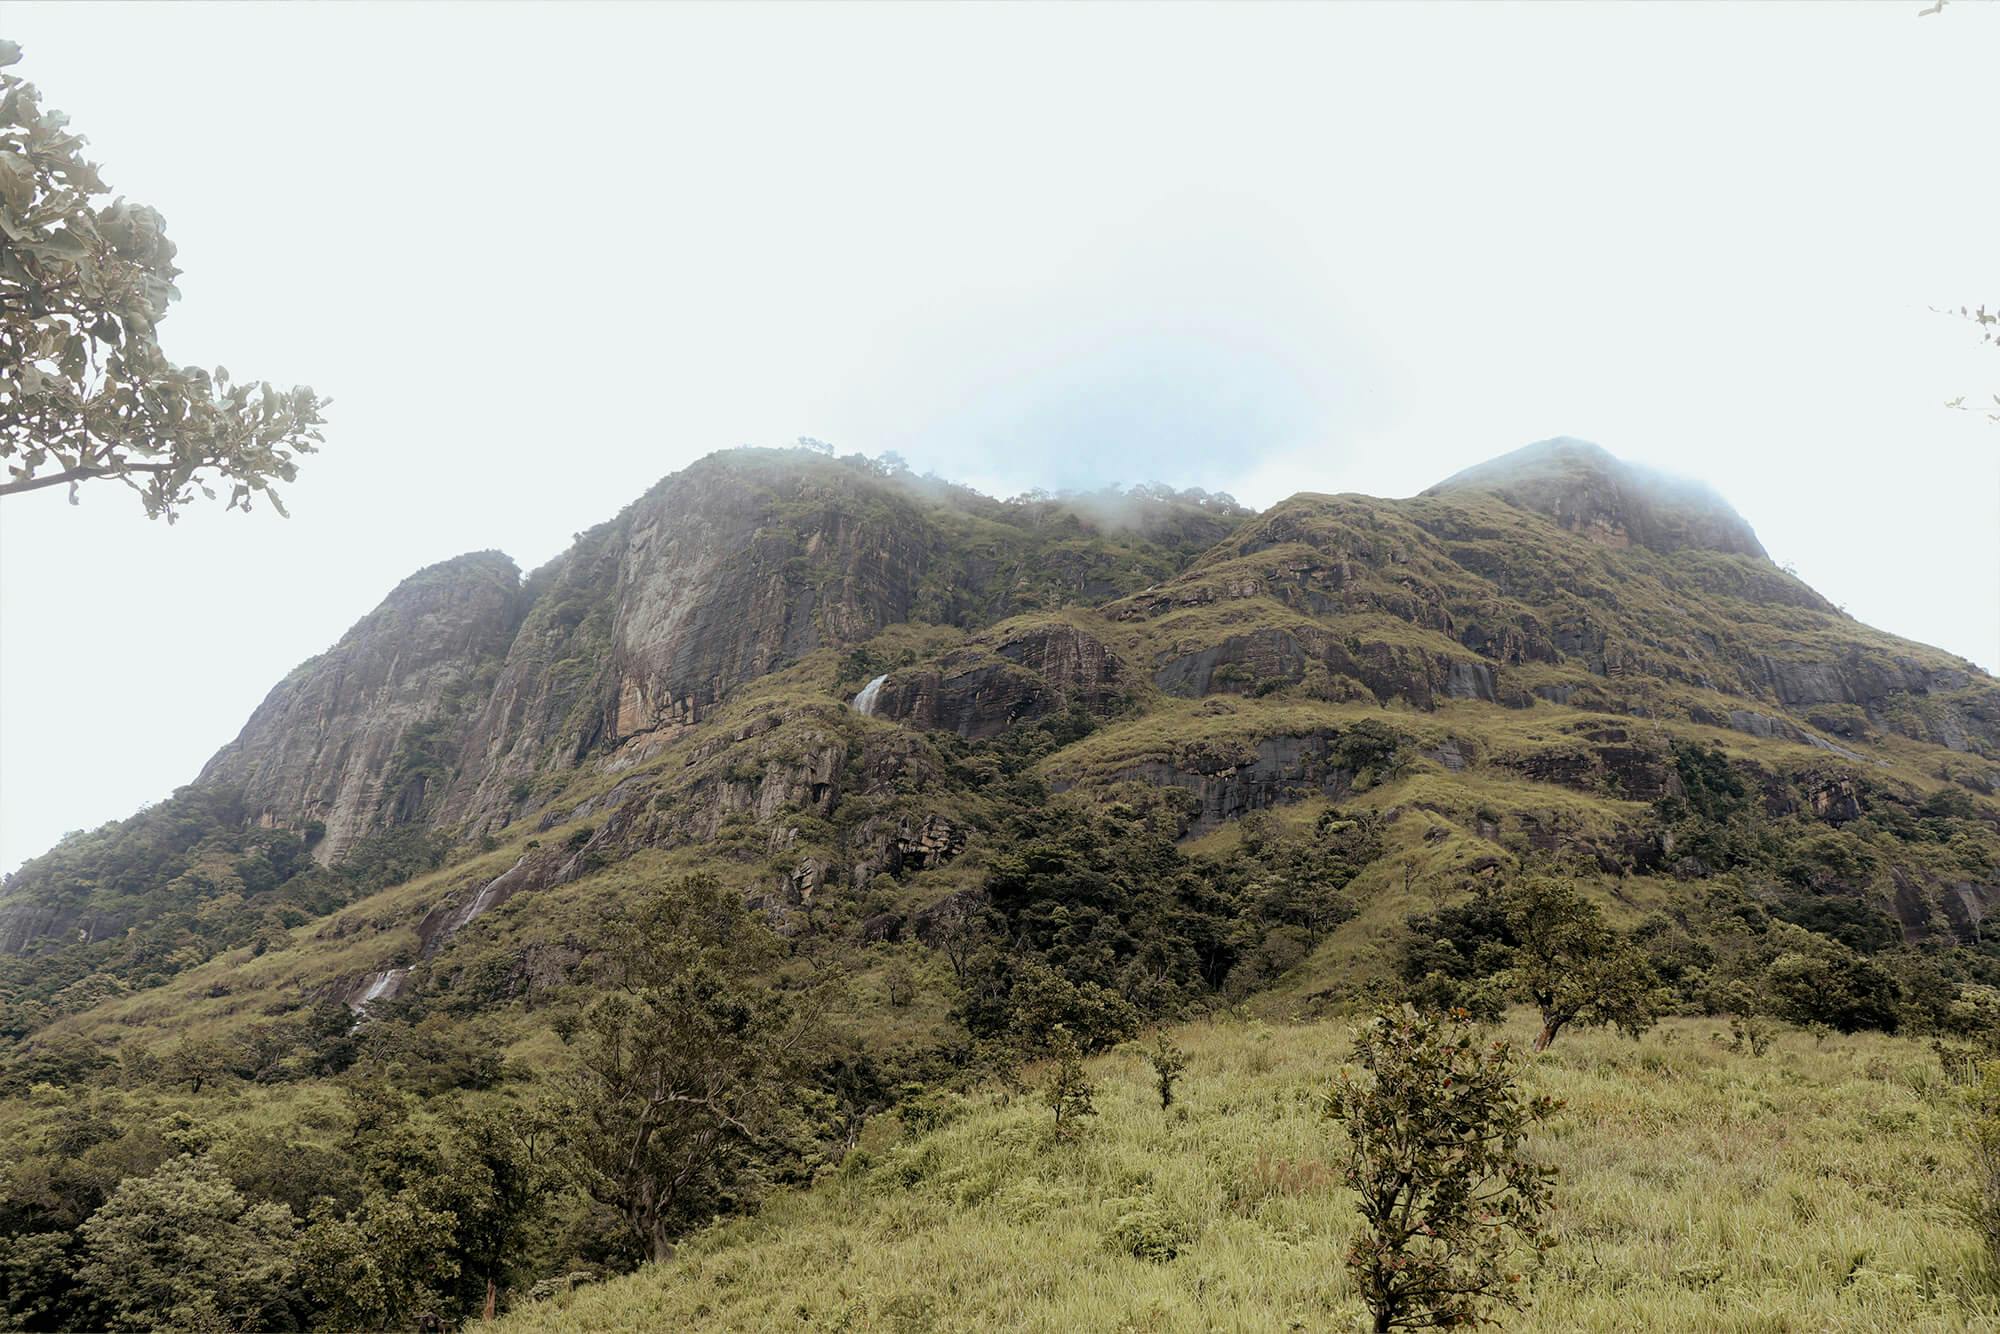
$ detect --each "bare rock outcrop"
[862,624,1127,739]
[197,551,525,862]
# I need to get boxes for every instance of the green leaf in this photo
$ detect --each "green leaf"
[40,226,90,258]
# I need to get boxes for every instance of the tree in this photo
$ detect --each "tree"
[161,1032,235,1093]
[76,1154,299,1332]
[883,957,916,1008]
[1246,810,1381,946]
[1043,1024,1096,1142]
[554,875,822,1263]
[296,1202,394,1332]
[1146,1030,1188,1111]
[1005,961,1140,1057]
[0,41,326,517]
[1500,876,1663,1050]
[1759,923,1901,1033]
[1326,1006,1558,1334]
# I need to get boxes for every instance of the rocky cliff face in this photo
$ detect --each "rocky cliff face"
[436,524,626,834]
[605,457,941,741]
[861,623,1128,739]
[432,456,979,838]
[195,551,525,862]
[438,453,1239,837]
[7,441,1998,972]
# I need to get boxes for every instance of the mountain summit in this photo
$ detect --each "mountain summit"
[1424,437,1767,558]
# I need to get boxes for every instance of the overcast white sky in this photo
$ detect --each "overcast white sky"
[2,1,1997,872]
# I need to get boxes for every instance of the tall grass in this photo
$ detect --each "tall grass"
[501,1012,1999,1332]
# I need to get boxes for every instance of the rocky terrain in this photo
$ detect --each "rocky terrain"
[4,438,1996,998]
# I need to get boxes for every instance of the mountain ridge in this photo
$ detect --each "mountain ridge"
[3,437,1995,1022]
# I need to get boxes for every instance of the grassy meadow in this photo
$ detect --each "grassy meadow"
[502,1011,1999,1333]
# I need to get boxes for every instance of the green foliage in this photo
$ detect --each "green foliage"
[161,1033,235,1094]
[1761,923,1903,1033]
[1234,809,1380,949]
[1002,962,1141,1058]
[550,874,824,1263]
[957,803,1249,1044]
[883,958,916,1009]
[0,1229,88,1330]
[894,1083,967,1142]
[0,43,326,516]
[1398,887,1518,1018]
[76,1154,299,1332]
[0,790,421,1048]
[1727,1014,1776,1057]
[334,824,451,896]
[1104,1195,1192,1262]
[356,1014,508,1096]
[1146,1030,1188,1110]
[1042,1025,1096,1143]
[1657,741,1772,873]
[1403,876,1664,1048]
[498,1015,1993,1330]
[1499,876,1665,1049]
[1325,1006,1557,1333]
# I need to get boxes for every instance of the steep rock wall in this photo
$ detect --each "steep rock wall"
[195,551,525,862]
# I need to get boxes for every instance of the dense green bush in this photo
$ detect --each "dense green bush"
[1327,1005,1556,1333]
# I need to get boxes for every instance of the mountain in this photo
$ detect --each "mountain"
[2,440,1996,1328]
[5,440,1996,989]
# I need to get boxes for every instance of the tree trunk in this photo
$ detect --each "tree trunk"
[482,1280,496,1322]
[650,1223,676,1265]
[1534,1013,1562,1051]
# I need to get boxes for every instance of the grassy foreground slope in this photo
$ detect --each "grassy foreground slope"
[504,1012,1997,1334]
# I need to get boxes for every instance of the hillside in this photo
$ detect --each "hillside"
[501,1013,1999,1333]
[2,438,1997,1330]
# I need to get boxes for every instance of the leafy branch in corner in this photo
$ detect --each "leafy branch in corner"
[0,39,327,518]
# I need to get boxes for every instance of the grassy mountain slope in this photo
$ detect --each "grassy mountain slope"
[502,1012,1998,1333]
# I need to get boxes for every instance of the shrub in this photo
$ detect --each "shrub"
[884,959,916,1009]
[1400,969,1508,1023]
[1043,1026,1096,1143]
[1006,964,1140,1057]
[1729,1015,1777,1058]
[1146,1031,1188,1110]
[1326,1005,1558,1334]
[1105,1196,1193,1262]
[895,1084,966,1141]
[1936,1041,1981,1085]
[1761,925,1902,1033]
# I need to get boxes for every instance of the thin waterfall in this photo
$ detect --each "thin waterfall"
[851,674,889,716]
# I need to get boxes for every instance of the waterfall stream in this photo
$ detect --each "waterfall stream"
[851,673,889,716]
[349,965,411,1013]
